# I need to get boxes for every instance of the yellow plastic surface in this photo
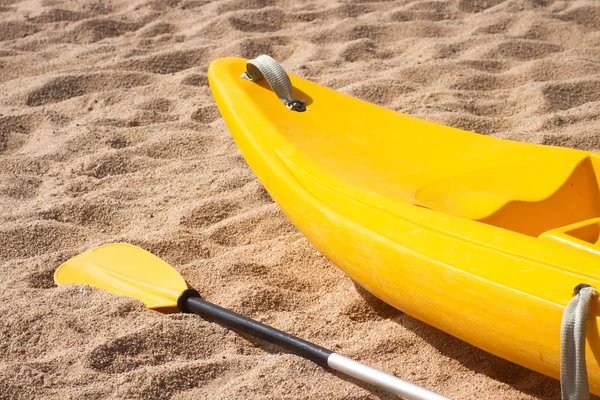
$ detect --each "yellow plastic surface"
[54,243,187,309]
[209,58,600,393]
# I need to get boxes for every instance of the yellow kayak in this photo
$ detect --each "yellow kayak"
[209,57,600,393]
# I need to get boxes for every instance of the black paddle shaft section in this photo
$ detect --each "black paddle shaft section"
[177,289,332,367]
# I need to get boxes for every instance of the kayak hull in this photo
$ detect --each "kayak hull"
[209,57,600,394]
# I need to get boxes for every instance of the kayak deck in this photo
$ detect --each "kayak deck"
[209,57,600,394]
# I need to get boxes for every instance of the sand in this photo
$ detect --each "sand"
[1,0,600,398]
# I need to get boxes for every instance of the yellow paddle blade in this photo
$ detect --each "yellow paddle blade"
[54,243,188,309]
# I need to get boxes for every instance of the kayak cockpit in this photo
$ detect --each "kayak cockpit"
[416,153,600,255]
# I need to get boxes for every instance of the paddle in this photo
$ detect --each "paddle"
[55,243,449,400]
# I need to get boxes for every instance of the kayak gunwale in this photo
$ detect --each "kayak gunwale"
[276,150,600,292]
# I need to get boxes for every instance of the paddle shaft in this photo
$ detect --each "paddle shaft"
[181,293,449,400]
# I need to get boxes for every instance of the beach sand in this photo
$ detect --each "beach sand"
[1,0,600,398]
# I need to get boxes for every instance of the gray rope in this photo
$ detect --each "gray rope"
[561,284,596,400]
[242,55,306,112]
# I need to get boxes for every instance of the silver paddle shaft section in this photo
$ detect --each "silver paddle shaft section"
[328,353,450,400]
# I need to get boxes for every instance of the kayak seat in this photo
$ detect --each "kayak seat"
[416,154,600,237]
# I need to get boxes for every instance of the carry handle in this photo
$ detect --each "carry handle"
[242,55,306,112]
